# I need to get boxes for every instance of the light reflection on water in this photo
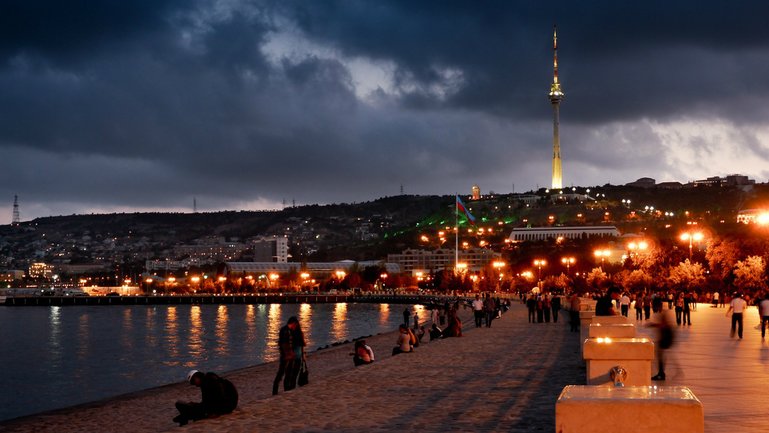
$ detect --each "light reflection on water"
[379,303,390,326]
[215,305,229,357]
[76,313,89,361]
[331,303,348,341]
[0,302,422,422]
[188,306,203,363]
[165,307,179,361]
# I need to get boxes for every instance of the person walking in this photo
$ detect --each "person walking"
[526,293,537,323]
[649,299,674,381]
[726,292,748,339]
[472,294,484,327]
[634,295,643,321]
[542,294,552,323]
[483,293,496,327]
[403,307,411,327]
[568,293,580,332]
[551,294,561,323]
[674,292,683,325]
[272,316,305,395]
[760,293,769,339]
[682,292,693,326]
[620,292,631,317]
[643,292,652,320]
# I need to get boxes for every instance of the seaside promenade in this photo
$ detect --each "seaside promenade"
[5,301,764,432]
[1,303,583,432]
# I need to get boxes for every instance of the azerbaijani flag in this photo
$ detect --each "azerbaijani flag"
[456,195,476,224]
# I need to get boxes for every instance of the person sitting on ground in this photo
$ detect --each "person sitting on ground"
[429,323,443,340]
[442,308,463,337]
[174,370,238,426]
[353,339,375,366]
[392,324,413,355]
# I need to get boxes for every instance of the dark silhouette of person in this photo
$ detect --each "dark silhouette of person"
[174,370,238,426]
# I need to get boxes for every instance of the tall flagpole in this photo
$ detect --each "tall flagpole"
[455,194,459,274]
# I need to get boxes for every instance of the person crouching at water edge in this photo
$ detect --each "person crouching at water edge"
[392,324,416,355]
[273,316,306,395]
[174,370,238,426]
[353,339,375,366]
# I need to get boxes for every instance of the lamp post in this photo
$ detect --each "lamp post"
[680,232,704,260]
[594,249,610,269]
[533,259,547,285]
[561,257,575,275]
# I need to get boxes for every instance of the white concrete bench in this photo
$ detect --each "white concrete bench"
[556,385,704,433]
[583,337,654,386]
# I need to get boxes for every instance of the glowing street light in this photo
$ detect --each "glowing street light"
[533,259,547,282]
[561,257,575,274]
[594,249,611,268]
[680,232,704,260]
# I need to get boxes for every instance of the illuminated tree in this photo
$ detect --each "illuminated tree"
[706,239,741,281]
[614,269,653,292]
[667,260,706,291]
[586,267,608,291]
[733,255,767,293]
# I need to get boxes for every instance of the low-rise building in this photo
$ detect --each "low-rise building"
[509,226,620,243]
[387,248,500,273]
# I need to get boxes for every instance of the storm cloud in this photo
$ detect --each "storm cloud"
[2,0,769,219]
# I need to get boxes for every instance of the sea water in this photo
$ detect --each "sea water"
[0,302,426,421]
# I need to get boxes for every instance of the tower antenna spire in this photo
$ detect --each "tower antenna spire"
[12,195,20,225]
[549,25,564,189]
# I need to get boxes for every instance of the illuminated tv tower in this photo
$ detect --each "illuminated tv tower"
[549,25,564,189]
[12,195,20,225]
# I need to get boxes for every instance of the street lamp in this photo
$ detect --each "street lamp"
[561,257,575,274]
[680,232,704,260]
[594,249,611,268]
[533,259,547,282]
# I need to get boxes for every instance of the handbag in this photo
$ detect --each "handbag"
[298,360,309,386]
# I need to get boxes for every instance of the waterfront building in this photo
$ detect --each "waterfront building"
[549,26,564,189]
[28,262,55,279]
[225,260,400,279]
[387,248,500,274]
[509,226,620,243]
[253,236,289,262]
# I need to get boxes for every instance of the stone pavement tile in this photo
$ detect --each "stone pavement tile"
[634,304,769,433]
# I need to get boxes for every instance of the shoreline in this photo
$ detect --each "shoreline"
[0,306,475,432]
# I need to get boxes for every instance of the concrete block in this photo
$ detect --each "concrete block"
[592,315,629,325]
[555,385,704,433]
[583,337,654,386]
[588,323,636,339]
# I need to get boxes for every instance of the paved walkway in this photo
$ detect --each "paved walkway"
[633,303,769,433]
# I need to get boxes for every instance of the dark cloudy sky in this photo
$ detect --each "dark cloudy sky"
[3,1,769,220]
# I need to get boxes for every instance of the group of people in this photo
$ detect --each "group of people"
[471,293,505,328]
[393,303,465,356]
[525,292,562,324]
[174,316,308,426]
[173,296,511,427]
